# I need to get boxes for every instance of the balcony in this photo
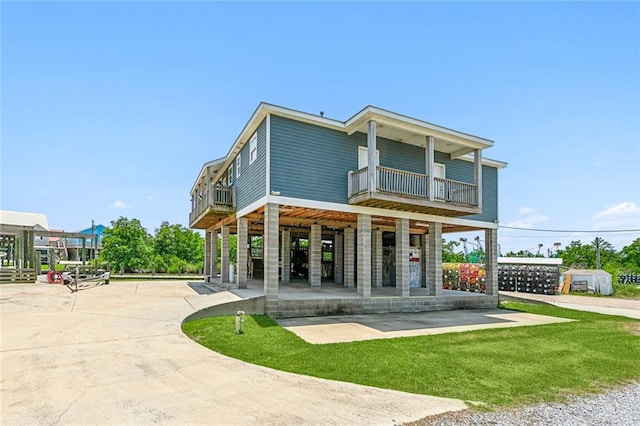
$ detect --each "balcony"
[189,185,236,229]
[348,166,480,216]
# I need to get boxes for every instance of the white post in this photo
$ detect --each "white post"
[426,135,435,201]
[367,120,377,193]
[474,148,483,208]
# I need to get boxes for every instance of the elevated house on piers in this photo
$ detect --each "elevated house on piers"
[190,103,507,318]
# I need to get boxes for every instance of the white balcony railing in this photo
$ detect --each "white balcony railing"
[189,185,235,225]
[348,166,478,208]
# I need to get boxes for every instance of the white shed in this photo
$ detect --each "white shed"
[562,269,613,296]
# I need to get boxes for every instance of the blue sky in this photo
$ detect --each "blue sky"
[2,1,639,252]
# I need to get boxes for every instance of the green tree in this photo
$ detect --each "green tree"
[154,221,204,273]
[100,217,152,272]
[442,240,465,263]
[619,238,640,272]
[558,240,595,268]
[558,238,619,269]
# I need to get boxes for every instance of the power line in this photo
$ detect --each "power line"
[499,225,640,233]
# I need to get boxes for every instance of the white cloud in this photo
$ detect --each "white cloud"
[145,195,154,201]
[506,215,549,229]
[112,200,132,210]
[593,202,640,219]
[518,206,534,215]
[591,202,640,235]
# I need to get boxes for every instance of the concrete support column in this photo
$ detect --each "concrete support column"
[210,230,218,279]
[237,218,248,289]
[334,232,343,284]
[367,120,377,193]
[474,148,483,209]
[309,224,322,287]
[281,228,291,284]
[357,214,372,297]
[421,233,428,289]
[426,135,435,201]
[427,222,443,297]
[263,203,280,315]
[395,218,410,297]
[344,227,355,288]
[221,226,230,283]
[485,228,498,296]
[372,229,383,288]
[204,230,212,281]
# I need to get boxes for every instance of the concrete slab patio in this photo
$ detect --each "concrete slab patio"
[278,309,573,344]
[1,280,467,426]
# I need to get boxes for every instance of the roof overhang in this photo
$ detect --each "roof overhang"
[345,106,494,157]
[197,102,505,188]
[190,156,226,195]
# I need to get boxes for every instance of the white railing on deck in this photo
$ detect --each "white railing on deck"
[189,185,235,225]
[432,177,477,206]
[348,166,369,196]
[377,166,428,198]
[348,166,477,208]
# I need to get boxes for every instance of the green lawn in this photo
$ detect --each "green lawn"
[182,301,640,407]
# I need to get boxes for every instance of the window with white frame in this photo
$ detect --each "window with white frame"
[227,165,233,185]
[249,133,258,164]
[236,155,241,178]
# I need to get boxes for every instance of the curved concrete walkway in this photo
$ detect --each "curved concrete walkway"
[500,291,640,319]
[1,281,466,425]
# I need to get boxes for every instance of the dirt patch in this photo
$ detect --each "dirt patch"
[624,323,640,336]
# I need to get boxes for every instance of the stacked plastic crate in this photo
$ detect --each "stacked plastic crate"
[499,264,559,294]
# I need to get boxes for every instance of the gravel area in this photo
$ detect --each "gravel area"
[411,383,640,426]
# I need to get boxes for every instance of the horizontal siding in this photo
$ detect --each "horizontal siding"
[271,115,361,204]
[270,115,498,223]
[235,118,267,210]
[463,165,498,223]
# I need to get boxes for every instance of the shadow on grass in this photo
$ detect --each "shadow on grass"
[251,314,279,328]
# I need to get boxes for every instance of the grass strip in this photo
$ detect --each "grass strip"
[182,301,640,406]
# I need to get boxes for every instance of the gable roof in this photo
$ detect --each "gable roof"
[193,102,507,190]
[0,210,49,231]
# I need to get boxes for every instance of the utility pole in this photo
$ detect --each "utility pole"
[595,237,601,270]
[92,219,96,274]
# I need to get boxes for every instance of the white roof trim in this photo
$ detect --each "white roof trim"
[191,156,226,194]
[205,102,505,186]
[459,153,508,169]
[345,106,494,148]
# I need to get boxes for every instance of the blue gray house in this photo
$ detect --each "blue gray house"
[190,103,506,317]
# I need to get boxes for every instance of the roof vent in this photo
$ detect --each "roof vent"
[320,111,324,117]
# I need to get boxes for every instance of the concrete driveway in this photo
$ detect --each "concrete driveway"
[1,281,466,425]
[500,291,640,319]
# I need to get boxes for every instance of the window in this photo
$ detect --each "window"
[227,165,233,185]
[358,146,380,169]
[249,133,258,164]
[236,155,241,178]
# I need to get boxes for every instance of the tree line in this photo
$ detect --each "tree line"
[444,237,640,279]
[100,217,640,280]
[99,217,204,273]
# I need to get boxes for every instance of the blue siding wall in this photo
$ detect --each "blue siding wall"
[234,118,267,210]
[270,115,498,223]
[463,165,498,223]
[270,115,361,204]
